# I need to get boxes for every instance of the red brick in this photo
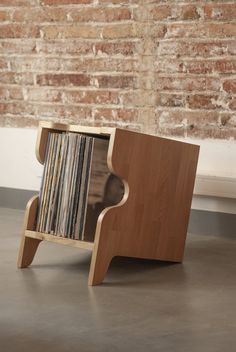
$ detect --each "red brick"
[59,57,137,73]
[102,24,136,39]
[223,80,236,94]
[37,74,90,87]
[6,87,24,100]
[70,8,131,22]
[0,58,8,70]
[62,90,119,105]
[12,8,67,22]
[27,88,62,102]
[0,87,9,100]
[186,60,236,74]
[187,94,219,110]
[145,5,172,21]
[0,0,38,5]
[153,77,221,92]
[93,108,138,122]
[1,72,34,85]
[36,41,93,55]
[0,88,22,103]
[98,0,134,4]
[158,93,185,108]
[229,98,236,111]
[0,40,37,54]
[221,114,236,129]
[10,57,61,72]
[11,57,135,73]
[94,75,135,89]
[180,4,200,20]
[158,41,236,58]
[0,102,36,115]
[146,4,200,21]
[0,25,40,38]
[36,104,91,119]
[138,23,167,38]
[42,25,101,39]
[94,42,136,56]
[41,0,92,5]
[23,7,125,26]
[203,4,236,21]
[166,23,236,38]
[154,59,185,73]
[0,11,10,21]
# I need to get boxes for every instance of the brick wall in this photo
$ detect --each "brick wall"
[0,0,236,139]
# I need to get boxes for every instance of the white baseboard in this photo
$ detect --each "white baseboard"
[194,175,236,199]
[192,174,236,214]
[192,195,236,215]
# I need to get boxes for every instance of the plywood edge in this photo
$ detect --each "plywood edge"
[36,124,47,164]
[36,121,115,163]
[88,128,129,284]
[96,128,129,228]
[17,195,40,268]
[38,121,114,136]
[25,230,94,250]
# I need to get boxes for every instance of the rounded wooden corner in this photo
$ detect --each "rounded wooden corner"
[35,125,47,164]
[35,121,68,164]
[26,194,39,211]
[96,178,129,227]
[94,128,130,243]
[23,195,39,232]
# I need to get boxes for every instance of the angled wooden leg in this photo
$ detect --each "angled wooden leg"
[17,195,41,268]
[88,243,113,286]
[88,254,112,286]
[17,236,41,268]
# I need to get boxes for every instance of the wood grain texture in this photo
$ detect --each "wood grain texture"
[18,122,199,285]
[17,195,41,268]
[89,128,199,285]
[25,230,94,250]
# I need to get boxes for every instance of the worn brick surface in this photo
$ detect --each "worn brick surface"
[0,0,235,138]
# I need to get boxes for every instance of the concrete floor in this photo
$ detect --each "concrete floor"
[0,207,236,352]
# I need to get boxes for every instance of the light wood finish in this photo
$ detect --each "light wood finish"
[88,128,199,285]
[18,121,199,285]
[17,195,41,268]
[25,230,94,250]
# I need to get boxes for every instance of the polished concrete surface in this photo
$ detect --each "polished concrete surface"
[1,207,236,352]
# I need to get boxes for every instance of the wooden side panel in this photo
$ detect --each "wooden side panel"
[89,129,199,285]
[17,196,42,268]
[18,121,112,270]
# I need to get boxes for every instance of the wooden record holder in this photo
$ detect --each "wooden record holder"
[17,121,199,286]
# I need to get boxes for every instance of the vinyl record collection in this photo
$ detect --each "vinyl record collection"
[36,131,109,240]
